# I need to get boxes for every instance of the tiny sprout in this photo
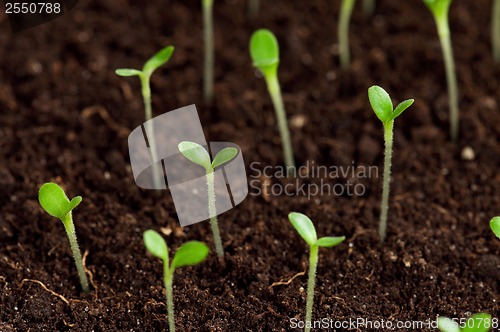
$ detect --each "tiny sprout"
[423,0,459,142]
[438,313,492,332]
[490,216,500,239]
[178,141,238,257]
[493,0,500,62]
[144,230,209,332]
[250,29,295,175]
[202,0,215,102]
[288,212,345,332]
[38,182,89,293]
[338,0,355,69]
[116,46,175,189]
[368,85,414,242]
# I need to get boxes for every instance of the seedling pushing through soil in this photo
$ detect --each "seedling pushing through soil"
[423,0,459,142]
[115,46,175,189]
[250,29,295,175]
[288,212,345,332]
[38,182,89,293]
[178,141,238,257]
[143,230,209,332]
[493,0,500,62]
[490,216,500,239]
[202,0,215,102]
[438,313,492,332]
[339,0,355,69]
[368,85,414,242]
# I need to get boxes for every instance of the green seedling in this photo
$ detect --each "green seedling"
[493,0,500,62]
[38,182,89,293]
[116,46,175,189]
[202,0,215,102]
[368,85,414,242]
[250,29,295,175]
[288,212,345,332]
[438,313,492,332]
[338,0,355,69]
[247,0,260,18]
[423,0,459,142]
[144,230,209,332]
[490,216,500,239]
[363,0,375,15]
[178,141,238,257]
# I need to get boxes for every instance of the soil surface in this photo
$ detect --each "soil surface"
[1,0,500,331]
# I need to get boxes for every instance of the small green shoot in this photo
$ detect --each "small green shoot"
[144,230,209,332]
[178,141,238,257]
[490,216,500,239]
[368,85,414,242]
[363,0,375,15]
[493,0,500,62]
[250,29,295,175]
[38,182,89,293]
[202,0,215,102]
[116,46,175,189]
[247,0,260,18]
[438,313,492,332]
[338,0,355,69]
[423,0,459,142]
[288,212,345,332]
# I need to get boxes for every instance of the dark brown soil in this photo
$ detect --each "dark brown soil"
[1,0,500,331]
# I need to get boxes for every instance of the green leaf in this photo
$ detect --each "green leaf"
[438,317,460,332]
[316,236,345,248]
[38,182,79,220]
[142,46,175,77]
[368,85,393,123]
[490,217,500,239]
[250,29,280,78]
[392,99,414,120]
[212,147,238,169]
[422,0,452,18]
[288,212,317,246]
[463,313,492,332]
[115,68,143,77]
[171,241,209,270]
[178,141,212,170]
[143,230,169,261]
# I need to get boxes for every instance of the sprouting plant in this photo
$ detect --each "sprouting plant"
[288,212,345,332]
[438,313,492,332]
[247,0,260,18]
[38,182,89,293]
[178,141,238,257]
[144,230,209,332]
[490,216,500,239]
[493,0,500,62]
[250,29,295,175]
[338,0,355,69]
[368,85,414,242]
[423,0,459,142]
[363,0,375,15]
[202,0,215,102]
[115,46,175,189]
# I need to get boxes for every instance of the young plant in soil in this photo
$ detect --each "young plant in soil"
[423,0,459,142]
[250,29,295,175]
[178,141,238,257]
[490,216,500,239]
[438,313,492,332]
[288,212,345,332]
[493,0,500,62]
[143,229,209,332]
[338,0,355,69]
[38,182,89,293]
[115,46,175,189]
[363,0,375,15]
[202,0,215,102]
[368,85,414,242]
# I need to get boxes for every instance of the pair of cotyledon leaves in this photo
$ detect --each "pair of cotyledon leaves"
[178,141,238,171]
[368,86,414,124]
[288,212,345,248]
[38,182,82,221]
[115,46,175,79]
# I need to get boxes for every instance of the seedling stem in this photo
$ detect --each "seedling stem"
[248,0,259,18]
[305,244,318,331]
[379,121,393,241]
[363,0,375,15]
[61,213,89,293]
[339,0,355,69]
[203,0,215,102]
[493,0,500,62]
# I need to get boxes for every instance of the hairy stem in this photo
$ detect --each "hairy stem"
[305,245,319,332]
[339,0,355,69]
[164,269,175,332]
[247,0,259,18]
[379,121,394,242]
[206,170,224,257]
[62,213,89,293]
[266,74,295,176]
[363,0,375,15]
[203,0,214,103]
[493,0,500,62]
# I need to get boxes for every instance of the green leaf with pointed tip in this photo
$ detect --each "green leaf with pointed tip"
[171,241,209,270]
[178,141,212,170]
[38,182,78,220]
[250,29,280,78]
[68,196,83,212]
[115,68,143,77]
[212,147,238,169]
[143,230,169,262]
[316,236,345,248]
[391,99,414,120]
[438,317,460,332]
[490,217,500,239]
[422,0,452,18]
[288,212,317,246]
[463,313,492,332]
[368,85,394,123]
[142,46,175,77]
